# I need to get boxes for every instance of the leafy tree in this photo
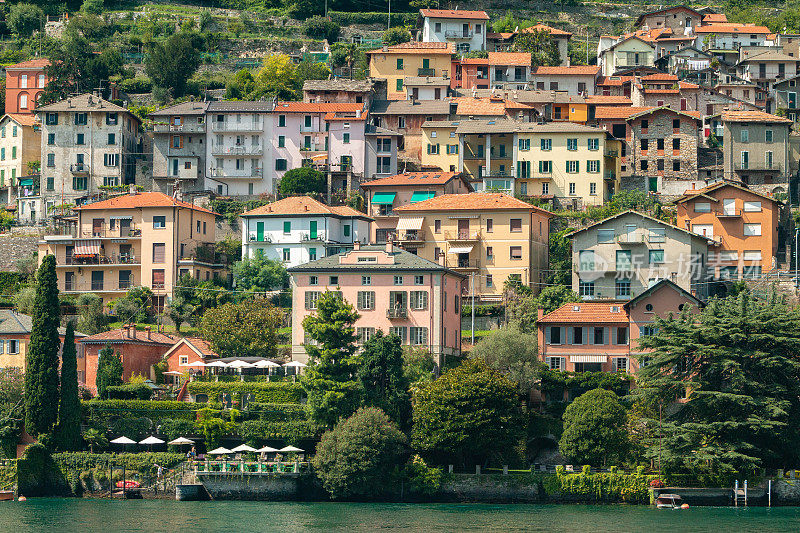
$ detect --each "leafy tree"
[559,388,629,466]
[76,293,106,335]
[634,292,800,477]
[513,29,561,68]
[301,292,362,428]
[198,299,283,359]
[110,286,154,324]
[357,331,411,429]
[535,285,580,315]
[469,325,542,397]
[95,344,123,400]
[145,32,202,100]
[412,359,522,466]
[231,254,289,293]
[313,407,407,499]
[279,167,326,196]
[81,0,104,15]
[383,27,412,46]
[303,16,340,42]
[24,255,61,437]
[8,3,44,38]
[56,322,81,450]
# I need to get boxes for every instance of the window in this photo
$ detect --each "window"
[153,216,166,229]
[152,243,165,263]
[766,129,773,143]
[361,275,371,285]
[410,327,428,345]
[343,133,350,144]
[567,138,578,151]
[588,138,599,150]
[275,159,287,171]
[649,249,665,264]
[579,280,595,297]
[357,291,375,310]
[510,218,522,232]
[410,291,428,310]
[587,160,600,173]
[541,139,552,151]
[740,129,749,143]
[566,161,578,173]
[309,275,318,286]
[305,291,321,310]
[743,223,762,236]
[414,275,424,285]
[510,246,522,260]
[616,327,629,345]
[568,182,576,195]
[394,275,404,285]
[615,279,631,298]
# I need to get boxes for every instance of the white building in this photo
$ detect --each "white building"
[419,9,489,53]
[240,195,372,268]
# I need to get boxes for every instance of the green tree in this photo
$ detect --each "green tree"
[81,0,104,15]
[559,388,629,466]
[303,16,340,41]
[513,29,561,67]
[383,27,412,45]
[231,254,289,293]
[301,292,362,428]
[313,407,407,499]
[56,322,81,450]
[76,293,106,335]
[145,32,202,99]
[95,344,123,400]
[109,286,154,324]
[357,331,411,429]
[198,299,283,359]
[412,359,522,466]
[279,167,326,196]
[634,292,800,476]
[469,325,542,397]
[8,3,44,38]
[24,255,61,437]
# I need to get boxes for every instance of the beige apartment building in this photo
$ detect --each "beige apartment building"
[38,190,223,310]
[393,192,551,299]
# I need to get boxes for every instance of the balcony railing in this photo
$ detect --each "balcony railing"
[445,230,481,241]
[386,307,408,319]
[61,254,139,266]
[418,67,436,76]
[70,164,90,176]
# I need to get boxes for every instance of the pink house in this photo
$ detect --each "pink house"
[537,279,703,377]
[288,242,465,367]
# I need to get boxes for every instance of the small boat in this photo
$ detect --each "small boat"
[0,491,13,501]
[655,493,683,509]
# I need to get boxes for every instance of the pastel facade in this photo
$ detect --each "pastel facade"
[289,243,465,366]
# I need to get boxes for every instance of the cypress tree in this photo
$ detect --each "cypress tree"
[24,255,61,437]
[56,321,81,450]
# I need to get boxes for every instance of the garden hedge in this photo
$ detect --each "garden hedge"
[187,382,304,404]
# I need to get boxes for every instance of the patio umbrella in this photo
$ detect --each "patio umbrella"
[110,436,136,445]
[227,360,254,369]
[207,447,233,455]
[168,437,195,445]
[231,444,258,453]
[279,446,304,453]
[257,446,279,453]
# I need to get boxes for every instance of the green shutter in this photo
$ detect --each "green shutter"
[256,222,264,242]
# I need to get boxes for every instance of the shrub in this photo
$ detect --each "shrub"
[187,382,303,404]
[303,16,340,41]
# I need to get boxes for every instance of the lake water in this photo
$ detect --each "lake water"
[2,499,800,532]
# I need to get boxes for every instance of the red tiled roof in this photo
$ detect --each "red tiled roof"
[488,52,532,67]
[719,110,793,123]
[695,23,771,34]
[275,102,364,113]
[531,66,600,76]
[76,192,216,214]
[538,302,630,324]
[594,106,652,120]
[395,192,552,214]
[419,9,489,20]
[521,23,572,37]
[241,195,370,218]
[81,327,178,345]
[6,58,49,70]
[361,171,463,187]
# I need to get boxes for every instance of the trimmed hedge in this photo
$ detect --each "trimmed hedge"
[239,420,317,443]
[187,382,303,404]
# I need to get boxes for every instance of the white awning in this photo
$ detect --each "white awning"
[396,217,424,231]
[570,355,607,363]
[73,239,100,256]
[448,245,474,254]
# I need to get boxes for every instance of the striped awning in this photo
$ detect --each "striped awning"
[396,217,424,231]
[570,355,607,363]
[448,245,473,254]
[73,239,101,256]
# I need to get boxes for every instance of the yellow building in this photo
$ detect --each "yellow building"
[0,113,40,208]
[393,192,552,299]
[38,191,224,309]
[367,42,454,100]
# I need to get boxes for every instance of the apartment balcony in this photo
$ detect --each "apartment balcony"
[445,30,473,39]
[153,123,206,133]
[418,67,436,76]
[211,145,263,156]
[209,167,263,179]
[211,121,263,132]
[386,307,408,319]
[445,230,481,242]
[59,254,140,266]
[70,164,90,176]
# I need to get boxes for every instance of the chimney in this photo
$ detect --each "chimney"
[144,326,151,340]
[353,241,361,250]
[385,239,393,253]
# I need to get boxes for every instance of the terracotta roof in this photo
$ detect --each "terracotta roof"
[718,110,792,123]
[395,192,552,214]
[538,302,630,324]
[521,23,572,37]
[368,42,453,54]
[274,102,364,113]
[80,327,178,345]
[489,52,532,67]
[695,23,771,34]
[76,192,216,214]
[419,8,489,20]
[594,106,652,120]
[240,195,371,219]
[584,95,632,105]
[35,93,128,114]
[531,66,600,76]
[6,58,49,70]
[3,113,38,127]
[361,171,465,187]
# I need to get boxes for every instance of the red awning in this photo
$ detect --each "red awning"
[73,239,100,256]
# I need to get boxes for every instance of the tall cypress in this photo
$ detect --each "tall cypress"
[56,321,81,450]
[24,255,61,437]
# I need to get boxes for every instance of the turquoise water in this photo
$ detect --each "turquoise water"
[1,500,800,532]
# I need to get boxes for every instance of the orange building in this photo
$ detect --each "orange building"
[675,181,783,278]
[5,59,49,114]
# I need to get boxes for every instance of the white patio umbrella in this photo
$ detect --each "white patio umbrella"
[227,360,254,369]
[168,437,195,446]
[279,445,304,453]
[231,444,258,453]
[207,447,233,455]
[257,446,279,453]
[110,436,136,445]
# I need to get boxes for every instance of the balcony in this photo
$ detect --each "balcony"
[70,164,90,176]
[445,230,481,241]
[211,145,263,156]
[418,67,436,76]
[445,30,473,39]
[153,123,206,133]
[211,121,263,132]
[386,307,408,319]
